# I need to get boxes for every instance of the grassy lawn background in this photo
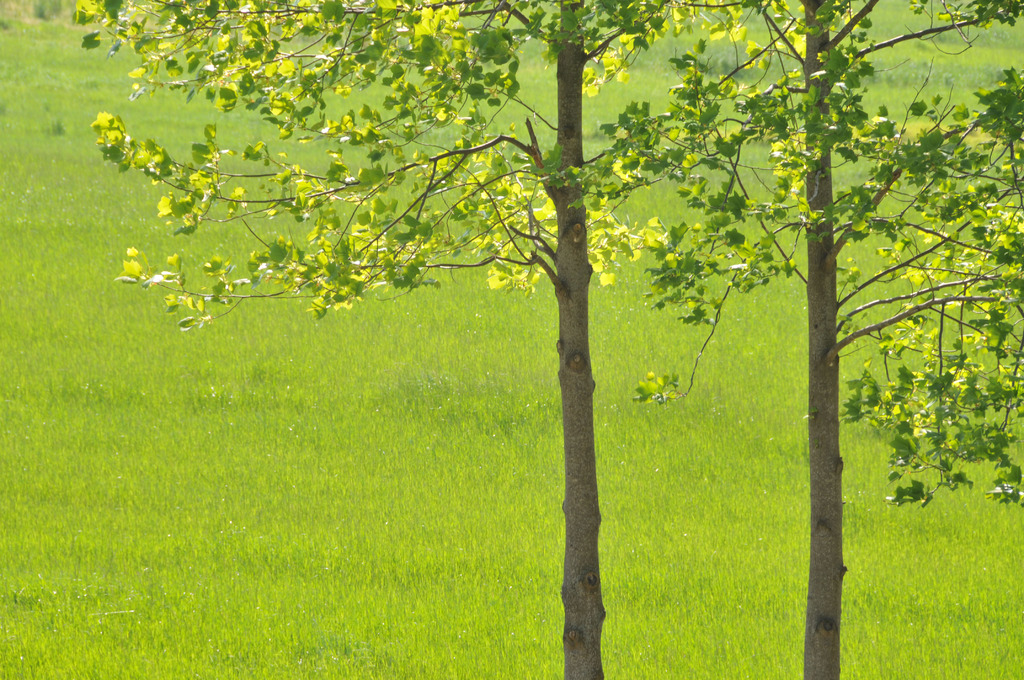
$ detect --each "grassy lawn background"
[1,6,1022,678]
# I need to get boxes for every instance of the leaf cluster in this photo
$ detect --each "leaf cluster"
[627,0,1024,505]
[81,0,675,321]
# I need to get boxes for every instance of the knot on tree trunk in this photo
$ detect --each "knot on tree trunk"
[814,617,839,636]
[563,626,584,650]
[568,352,587,373]
[582,571,600,591]
[814,518,833,535]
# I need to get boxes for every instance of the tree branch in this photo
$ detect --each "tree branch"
[827,166,909,267]
[855,18,983,59]
[720,18,797,84]
[838,275,1001,325]
[828,295,998,364]
[763,11,801,62]
[678,274,735,398]
[838,218,973,308]
[585,33,619,62]
[531,251,567,298]
[822,0,880,52]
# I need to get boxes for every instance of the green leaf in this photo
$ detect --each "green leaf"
[81,31,102,50]
[357,166,385,184]
[177,316,199,331]
[322,0,345,21]
[73,0,98,24]
[120,259,143,279]
[191,142,213,163]
[634,372,682,405]
[215,87,238,112]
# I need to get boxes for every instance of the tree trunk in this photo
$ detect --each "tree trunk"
[802,3,845,679]
[551,24,605,680]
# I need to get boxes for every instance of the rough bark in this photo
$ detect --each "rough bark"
[551,24,605,680]
[802,3,845,679]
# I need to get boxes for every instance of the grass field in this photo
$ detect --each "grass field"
[1,7,1022,679]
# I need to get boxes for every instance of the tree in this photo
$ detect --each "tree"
[76,0,675,676]
[624,1,1024,678]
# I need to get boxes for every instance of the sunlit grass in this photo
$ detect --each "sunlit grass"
[1,15,1022,680]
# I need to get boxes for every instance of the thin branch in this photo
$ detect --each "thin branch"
[241,218,270,248]
[154,280,314,302]
[526,201,556,259]
[940,0,973,44]
[828,295,998,364]
[585,33,619,62]
[677,275,736,399]
[725,147,807,284]
[720,18,796,84]
[480,0,508,29]
[904,222,995,256]
[855,18,983,59]
[524,118,545,168]
[427,255,500,270]
[762,11,801,62]
[531,251,566,297]
[937,298,946,375]
[822,0,880,52]
[513,97,557,132]
[1002,309,1024,430]
[838,219,972,308]
[827,172,913,265]
[425,134,535,167]
[839,274,1001,324]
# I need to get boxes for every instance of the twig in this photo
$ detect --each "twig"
[677,275,736,399]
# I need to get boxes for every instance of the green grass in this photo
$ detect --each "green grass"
[1,13,1023,680]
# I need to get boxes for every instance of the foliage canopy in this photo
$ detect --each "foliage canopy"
[629,0,1024,507]
[79,0,667,322]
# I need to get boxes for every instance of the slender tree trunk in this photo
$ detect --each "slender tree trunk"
[802,3,845,679]
[551,19,605,680]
